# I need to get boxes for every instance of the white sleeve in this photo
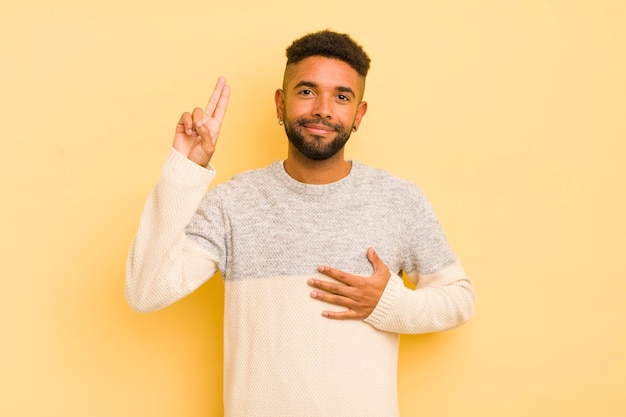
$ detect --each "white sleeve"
[125,148,220,312]
[364,261,475,334]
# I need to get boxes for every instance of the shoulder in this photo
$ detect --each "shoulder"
[351,161,426,200]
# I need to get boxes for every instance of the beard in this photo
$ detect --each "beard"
[284,117,353,161]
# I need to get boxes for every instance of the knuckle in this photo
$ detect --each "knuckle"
[331,295,343,304]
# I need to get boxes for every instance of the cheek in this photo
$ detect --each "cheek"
[283,102,305,119]
[339,108,360,124]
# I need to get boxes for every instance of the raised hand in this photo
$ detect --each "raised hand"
[173,76,231,167]
[307,247,391,320]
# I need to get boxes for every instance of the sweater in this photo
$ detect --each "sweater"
[126,148,475,417]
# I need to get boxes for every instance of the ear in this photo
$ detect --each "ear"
[353,100,368,131]
[274,89,285,120]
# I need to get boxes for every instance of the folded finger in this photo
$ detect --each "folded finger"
[178,112,194,135]
[191,107,204,132]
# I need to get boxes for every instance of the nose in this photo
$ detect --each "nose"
[312,95,332,119]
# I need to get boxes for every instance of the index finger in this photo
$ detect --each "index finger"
[317,265,359,286]
[205,76,230,119]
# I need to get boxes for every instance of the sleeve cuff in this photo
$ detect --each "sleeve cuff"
[162,147,217,186]
[363,272,405,328]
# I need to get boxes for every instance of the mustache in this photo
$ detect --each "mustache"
[296,118,343,131]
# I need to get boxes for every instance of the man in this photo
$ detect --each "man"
[126,30,475,417]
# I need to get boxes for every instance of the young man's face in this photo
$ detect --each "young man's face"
[275,56,368,161]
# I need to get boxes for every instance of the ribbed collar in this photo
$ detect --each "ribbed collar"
[269,160,363,196]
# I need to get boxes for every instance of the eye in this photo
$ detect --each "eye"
[337,94,350,101]
[299,89,313,96]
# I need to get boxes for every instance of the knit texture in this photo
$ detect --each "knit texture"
[126,148,475,417]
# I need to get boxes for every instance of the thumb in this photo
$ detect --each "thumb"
[367,247,383,271]
[367,248,391,284]
[196,121,217,147]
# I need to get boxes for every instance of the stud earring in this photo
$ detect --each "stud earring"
[278,118,284,125]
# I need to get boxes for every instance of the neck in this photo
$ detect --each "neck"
[283,149,351,184]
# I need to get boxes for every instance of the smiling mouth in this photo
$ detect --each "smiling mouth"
[298,118,339,135]
[303,124,335,135]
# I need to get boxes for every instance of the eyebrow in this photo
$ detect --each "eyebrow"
[294,81,356,97]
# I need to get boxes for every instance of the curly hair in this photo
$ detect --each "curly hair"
[285,30,371,77]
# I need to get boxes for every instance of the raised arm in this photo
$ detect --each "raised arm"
[125,77,230,312]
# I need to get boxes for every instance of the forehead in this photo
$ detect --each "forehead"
[284,56,364,93]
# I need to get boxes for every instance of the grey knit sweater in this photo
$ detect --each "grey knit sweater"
[126,149,475,417]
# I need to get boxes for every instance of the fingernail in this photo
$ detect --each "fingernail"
[310,291,317,298]
[307,279,314,285]
[187,129,193,135]
[196,121,204,128]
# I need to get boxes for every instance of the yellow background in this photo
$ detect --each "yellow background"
[2,0,625,416]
